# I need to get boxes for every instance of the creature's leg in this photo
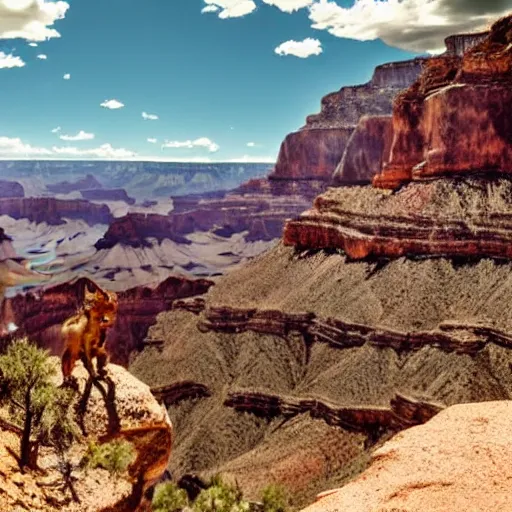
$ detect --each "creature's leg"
[96,345,109,378]
[62,339,79,378]
[80,336,97,378]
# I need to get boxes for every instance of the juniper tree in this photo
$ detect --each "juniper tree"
[0,339,78,470]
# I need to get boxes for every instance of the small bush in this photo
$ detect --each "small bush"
[152,482,189,512]
[261,484,289,512]
[194,478,249,512]
[82,439,136,479]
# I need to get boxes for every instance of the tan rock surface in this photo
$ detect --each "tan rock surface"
[303,401,512,512]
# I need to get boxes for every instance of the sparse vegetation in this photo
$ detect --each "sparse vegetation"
[152,482,190,512]
[261,484,289,512]
[0,339,79,470]
[82,439,136,480]
[152,476,290,512]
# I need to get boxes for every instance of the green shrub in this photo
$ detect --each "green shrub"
[194,478,249,512]
[261,484,289,512]
[82,439,136,479]
[152,482,190,512]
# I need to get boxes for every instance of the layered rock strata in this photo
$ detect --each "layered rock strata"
[0,197,111,225]
[0,180,24,198]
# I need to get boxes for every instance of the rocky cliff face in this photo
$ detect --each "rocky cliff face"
[0,359,172,512]
[0,180,24,198]
[3,275,213,366]
[0,197,112,225]
[373,18,512,189]
[129,17,512,507]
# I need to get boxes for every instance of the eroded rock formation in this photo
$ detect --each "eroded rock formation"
[373,17,512,189]
[47,174,103,194]
[81,188,136,205]
[0,197,112,225]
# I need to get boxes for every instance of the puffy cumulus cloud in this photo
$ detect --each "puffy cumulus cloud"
[275,37,322,57]
[147,138,158,144]
[142,111,159,120]
[36,54,47,60]
[262,0,314,13]
[59,130,95,141]
[52,143,136,159]
[0,0,70,42]
[201,4,219,13]
[162,137,220,153]
[51,126,61,133]
[0,52,25,68]
[28,42,37,47]
[100,99,124,110]
[308,0,511,54]
[0,136,51,155]
[202,0,256,18]
[63,73,70,80]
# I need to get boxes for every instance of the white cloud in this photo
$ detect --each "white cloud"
[51,126,61,133]
[0,0,70,41]
[28,42,38,47]
[162,137,220,153]
[0,52,25,69]
[63,73,70,80]
[202,0,256,18]
[100,99,125,110]
[202,4,219,13]
[147,138,158,144]
[275,38,322,58]
[308,0,511,54]
[262,0,314,13]
[52,143,136,159]
[142,111,159,121]
[37,54,47,60]
[247,142,256,147]
[59,130,95,142]
[0,136,51,155]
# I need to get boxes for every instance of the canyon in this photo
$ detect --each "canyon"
[125,17,512,508]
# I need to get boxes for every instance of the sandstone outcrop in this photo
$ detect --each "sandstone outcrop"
[4,275,214,366]
[0,197,112,225]
[303,401,512,512]
[0,180,24,198]
[373,16,512,189]
[0,358,172,512]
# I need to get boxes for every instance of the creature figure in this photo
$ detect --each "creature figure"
[61,285,118,379]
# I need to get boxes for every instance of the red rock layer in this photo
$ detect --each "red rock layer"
[4,275,213,365]
[284,178,512,261]
[81,188,136,205]
[0,197,112,225]
[198,305,512,356]
[333,116,393,185]
[224,391,443,434]
[374,16,512,189]
[270,128,354,182]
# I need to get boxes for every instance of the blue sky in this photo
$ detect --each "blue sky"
[0,0,509,162]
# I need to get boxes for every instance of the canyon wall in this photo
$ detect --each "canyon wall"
[0,180,24,198]
[0,197,112,225]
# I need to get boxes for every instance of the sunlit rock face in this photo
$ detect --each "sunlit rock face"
[373,16,512,189]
